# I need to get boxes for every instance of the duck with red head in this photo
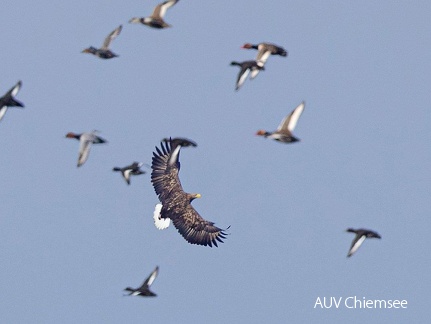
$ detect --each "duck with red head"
[241,42,287,78]
[65,131,107,167]
[256,102,305,144]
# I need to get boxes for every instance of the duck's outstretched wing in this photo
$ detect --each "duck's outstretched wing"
[78,137,93,167]
[102,25,122,50]
[138,266,159,291]
[152,0,179,19]
[277,102,305,132]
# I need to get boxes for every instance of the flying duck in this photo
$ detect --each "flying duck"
[346,228,381,257]
[256,101,305,143]
[113,162,146,185]
[230,60,265,91]
[0,81,24,122]
[82,25,122,59]
[241,43,287,78]
[65,131,107,167]
[151,138,228,247]
[124,266,159,297]
[129,0,179,29]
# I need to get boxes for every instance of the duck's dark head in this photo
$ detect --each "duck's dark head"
[82,47,97,54]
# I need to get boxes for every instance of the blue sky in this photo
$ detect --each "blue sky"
[0,1,430,323]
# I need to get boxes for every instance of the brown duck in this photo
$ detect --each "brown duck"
[129,0,179,29]
[82,25,122,59]
[256,102,305,143]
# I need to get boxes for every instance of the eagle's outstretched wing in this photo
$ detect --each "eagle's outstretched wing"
[151,139,183,201]
[171,203,228,247]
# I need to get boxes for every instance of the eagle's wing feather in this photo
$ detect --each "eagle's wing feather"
[151,140,184,201]
[171,204,227,247]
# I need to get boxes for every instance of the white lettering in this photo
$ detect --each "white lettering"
[374,300,387,308]
[323,297,333,309]
[345,296,354,308]
[314,297,323,309]
[332,297,343,308]
[317,296,408,309]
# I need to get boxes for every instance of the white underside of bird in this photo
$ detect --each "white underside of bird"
[348,235,367,257]
[250,55,268,79]
[0,107,8,121]
[153,203,170,230]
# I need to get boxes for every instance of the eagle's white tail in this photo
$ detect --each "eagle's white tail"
[153,203,170,230]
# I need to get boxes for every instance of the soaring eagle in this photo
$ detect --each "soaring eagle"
[151,139,228,247]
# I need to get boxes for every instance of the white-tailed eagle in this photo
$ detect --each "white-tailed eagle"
[151,139,228,247]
